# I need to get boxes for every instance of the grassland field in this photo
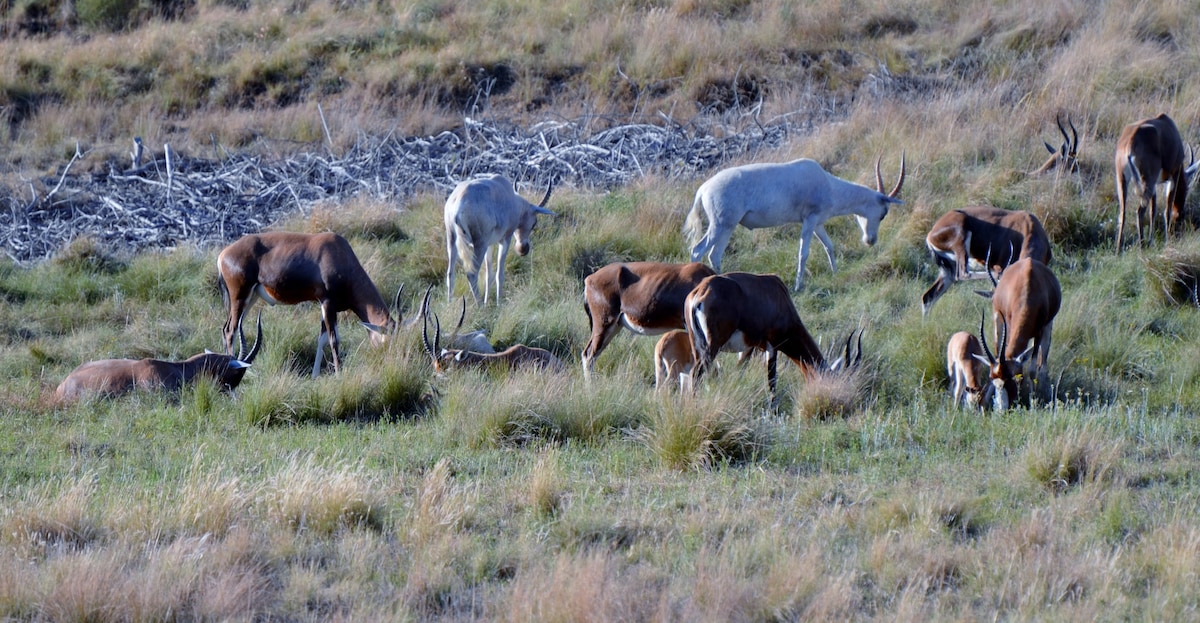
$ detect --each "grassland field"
[3,0,1200,621]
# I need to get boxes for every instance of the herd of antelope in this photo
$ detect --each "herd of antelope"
[53,113,1200,413]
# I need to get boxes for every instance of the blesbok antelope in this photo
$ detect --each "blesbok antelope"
[1114,113,1200,253]
[581,261,716,378]
[921,206,1052,315]
[684,154,905,292]
[974,258,1062,409]
[57,315,263,401]
[421,309,565,373]
[1030,114,1079,175]
[684,272,862,407]
[417,286,495,354]
[217,231,400,378]
[946,330,989,410]
[653,329,696,392]
[444,174,555,305]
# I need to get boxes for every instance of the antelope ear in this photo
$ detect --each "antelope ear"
[973,289,994,299]
[361,321,386,335]
[454,350,467,361]
[205,349,216,355]
[1013,343,1037,364]
[972,354,991,366]
[533,206,557,216]
[1043,140,1057,155]
[229,360,251,369]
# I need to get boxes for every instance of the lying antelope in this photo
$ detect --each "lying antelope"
[653,329,696,392]
[685,154,905,292]
[1030,114,1079,175]
[974,258,1062,409]
[57,315,263,401]
[1114,113,1200,253]
[417,285,495,354]
[422,310,565,373]
[581,261,716,378]
[444,174,555,305]
[217,232,400,377]
[946,330,989,410]
[684,272,862,407]
[921,206,1052,315]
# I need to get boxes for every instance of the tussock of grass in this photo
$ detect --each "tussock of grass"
[2,474,105,552]
[408,458,473,545]
[265,454,387,536]
[642,386,765,470]
[1146,242,1200,307]
[526,449,564,519]
[1024,430,1121,494]
[794,367,871,421]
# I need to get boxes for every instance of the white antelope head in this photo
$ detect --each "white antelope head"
[217,231,401,378]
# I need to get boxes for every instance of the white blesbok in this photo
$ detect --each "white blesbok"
[217,232,400,377]
[946,330,989,410]
[684,154,905,292]
[921,206,1052,315]
[444,174,555,305]
[581,261,717,378]
[973,258,1062,410]
[1114,113,1200,253]
[684,271,862,408]
[57,315,263,401]
[421,309,565,374]
[1030,114,1079,175]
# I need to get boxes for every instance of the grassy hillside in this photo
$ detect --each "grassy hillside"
[3,0,1200,620]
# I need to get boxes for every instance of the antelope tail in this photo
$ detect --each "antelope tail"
[452,220,478,271]
[683,194,705,247]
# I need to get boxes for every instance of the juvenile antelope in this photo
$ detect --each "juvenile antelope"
[1030,114,1079,175]
[684,272,862,407]
[946,330,989,410]
[921,206,1052,315]
[57,315,263,401]
[1114,113,1200,252]
[581,261,716,378]
[444,174,555,305]
[217,232,400,377]
[422,311,565,373]
[653,329,696,391]
[974,258,1062,409]
[685,154,904,292]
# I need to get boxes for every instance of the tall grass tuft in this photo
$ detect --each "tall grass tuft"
[1024,429,1121,494]
[1145,242,1200,307]
[794,367,871,421]
[264,454,387,536]
[642,386,765,470]
[1,473,106,552]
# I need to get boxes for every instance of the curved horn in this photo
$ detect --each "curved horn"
[392,284,405,329]
[421,310,438,362]
[537,178,554,208]
[1056,114,1070,151]
[241,312,264,364]
[852,329,863,367]
[997,317,1009,363]
[1066,115,1078,155]
[888,152,906,199]
[420,283,434,320]
[449,296,467,347]
[978,310,996,364]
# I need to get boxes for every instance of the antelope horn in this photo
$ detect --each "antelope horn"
[449,296,466,347]
[420,283,434,320]
[421,310,438,362]
[241,312,264,364]
[998,317,1009,363]
[887,152,906,199]
[392,284,405,330]
[852,328,864,367]
[538,178,554,208]
[1066,115,1078,153]
[978,310,996,364]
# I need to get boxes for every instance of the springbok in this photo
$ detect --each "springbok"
[684,271,862,407]
[1114,113,1200,253]
[684,154,905,292]
[57,315,263,401]
[1030,114,1079,175]
[653,329,696,392]
[217,231,400,378]
[974,258,1062,409]
[581,261,716,378]
[921,206,1052,315]
[421,309,565,374]
[444,174,555,305]
[946,330,989,410]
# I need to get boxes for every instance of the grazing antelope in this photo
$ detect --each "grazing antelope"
[1114,113,1200,253]
[1030,114,1079,175]
[57,315,263,401]
[974,258,1062,409]
[653,329,696,392]
[421,309,565,373]
[684,272,862,407]
[581,261,716,378]
[444,174,555,305]
[946,330,989,410]
[684,154,905,292]
[921,206,1052,315]
[217,232,400,378]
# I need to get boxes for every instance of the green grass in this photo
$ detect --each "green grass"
[7,0,1200,620]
